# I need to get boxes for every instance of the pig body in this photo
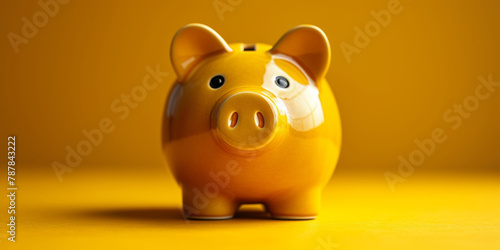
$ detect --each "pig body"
[163,24,341,219]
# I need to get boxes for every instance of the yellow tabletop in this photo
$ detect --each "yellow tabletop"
[2,167,499,249]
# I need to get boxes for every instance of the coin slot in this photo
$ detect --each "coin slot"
[243,44,256,51]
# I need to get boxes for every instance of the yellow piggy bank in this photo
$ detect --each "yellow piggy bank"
[162,24,341,220]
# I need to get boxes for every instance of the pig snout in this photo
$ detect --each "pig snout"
[212,91,282,151]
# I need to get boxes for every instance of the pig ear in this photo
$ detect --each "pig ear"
[270,25,330,82]
[171,24,232,80]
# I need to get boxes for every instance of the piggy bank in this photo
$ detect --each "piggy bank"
[162,24,341,220]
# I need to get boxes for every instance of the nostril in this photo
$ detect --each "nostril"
[255,111,265,128]
[229,112,238,128]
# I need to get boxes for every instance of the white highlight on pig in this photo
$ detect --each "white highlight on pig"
[262,55,325,132]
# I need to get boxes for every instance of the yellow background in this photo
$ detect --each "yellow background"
[0,0,499,249]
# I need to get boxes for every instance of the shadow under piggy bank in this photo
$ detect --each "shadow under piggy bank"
[76,205,274,224]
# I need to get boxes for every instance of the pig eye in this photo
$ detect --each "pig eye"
[275,76,289,88]
[209,75,225,89]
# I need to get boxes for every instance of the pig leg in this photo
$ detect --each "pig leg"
[181,187,237,220]
[266,188,321,220]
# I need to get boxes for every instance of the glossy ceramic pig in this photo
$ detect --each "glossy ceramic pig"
[162,24,341,220]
